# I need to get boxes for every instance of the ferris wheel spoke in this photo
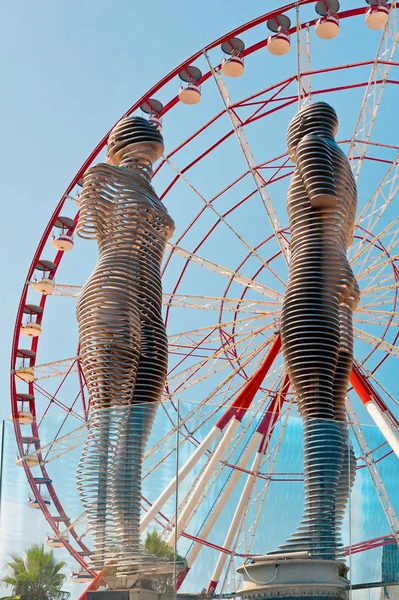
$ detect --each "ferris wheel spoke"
[354,317,393,327]
[355,241,399,283]
[357,288,396,306]
[168,343,269,404]
[164,158,287,286]
[346,399,399,546]
[31,381,86,425]
[39,389,86,452]
[145,336,274,464]
[355,308,398,318]
[16,423,87,466]
[168,313,274,348]
[354,327,399,357]
[168,242,283,299]
[163,293,281,313]
[28,282,284,315]
[355,251,399,283]
[358,286,396,306]
[352,231,399,281]
[357,298,396,314]
[296,5,312,107]
[29,281,81,297]
[354,307,398,327]
[14,356,78,382]
[352,155,399,261]
[58,512,87,540]
[361,278,398,296]
[204,51,290,267]
[348,4,399,180]
[168,327,272,398]
[351,217,399,277]
[170,334,280,401]
[168,325,265,378]
[359,272,398,303]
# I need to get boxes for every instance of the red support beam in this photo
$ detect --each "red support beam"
[216,334,282,429]
[350,363,399,426]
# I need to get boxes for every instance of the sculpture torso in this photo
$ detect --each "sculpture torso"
[287,134,358,308]
[78,162,175,323]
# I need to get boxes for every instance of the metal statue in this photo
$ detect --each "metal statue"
[279,101,359,559]
[76,116,175,577]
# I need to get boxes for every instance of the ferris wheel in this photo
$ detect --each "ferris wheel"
[10,0,399,594]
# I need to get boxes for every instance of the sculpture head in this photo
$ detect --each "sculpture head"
[287,102,339,162]
[107,116,164,166]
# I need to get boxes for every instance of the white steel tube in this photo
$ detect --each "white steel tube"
[140,425,221,532]
[209,449,263,589]
[185,430,262,568]
[167,417,241,546]
[365,401,399,460]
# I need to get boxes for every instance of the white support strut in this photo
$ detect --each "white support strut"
[204,51,290,265]
[184,430,262,570]
[208,446,264,593]
[346,399,399,546]
[364,401,399,460]
[166,417,241,546]
[348,1,398,181]
[296,4,311,108]
[140,424,222,533]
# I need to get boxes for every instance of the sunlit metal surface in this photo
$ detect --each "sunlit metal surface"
[76,117,175,576]
[278,102,358,559]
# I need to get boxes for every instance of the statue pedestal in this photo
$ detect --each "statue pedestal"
[237,558,349,600]
[87,590,173,600]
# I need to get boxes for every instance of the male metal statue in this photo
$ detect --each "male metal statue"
[76,116,175,577]
[279,102,359,559]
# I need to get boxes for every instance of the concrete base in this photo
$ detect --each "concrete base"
[87,590,173,600]
[237,558,349,599]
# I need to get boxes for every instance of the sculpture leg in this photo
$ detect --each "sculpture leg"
[333,304,356,553]
[77,406,119,566]
[77,287,142,568]
[279,279,347,558]
[111,319,168,575]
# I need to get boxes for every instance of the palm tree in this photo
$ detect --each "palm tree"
[144,530,176,561]
[139,530,186,593]
[1,543,68,600]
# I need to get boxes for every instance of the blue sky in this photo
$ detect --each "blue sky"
[0,1,399,599]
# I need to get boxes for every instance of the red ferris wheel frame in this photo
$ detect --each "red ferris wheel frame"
[10,0,399,580]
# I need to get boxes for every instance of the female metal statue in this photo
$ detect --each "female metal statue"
[279,102,359,559]
[76,116,175,576]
